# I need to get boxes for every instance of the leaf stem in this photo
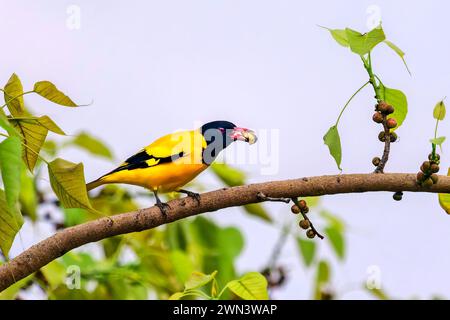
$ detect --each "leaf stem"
[335,81,370,126]
[362,53,382,101]
[0,91,34,110]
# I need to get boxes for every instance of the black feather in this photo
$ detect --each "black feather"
[103,150,185,177]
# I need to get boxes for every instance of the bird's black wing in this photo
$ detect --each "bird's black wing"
[104,150,185,176]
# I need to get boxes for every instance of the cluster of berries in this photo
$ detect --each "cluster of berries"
[291,200,316,238]
[417,153,440,187]
[372,101,398,143]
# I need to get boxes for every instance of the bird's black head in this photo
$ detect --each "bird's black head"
[200,120,257,164]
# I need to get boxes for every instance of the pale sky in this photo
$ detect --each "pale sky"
[2,0,450,299]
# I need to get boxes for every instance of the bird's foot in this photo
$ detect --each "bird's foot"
[155,201,171,217]
[180,190,201,205]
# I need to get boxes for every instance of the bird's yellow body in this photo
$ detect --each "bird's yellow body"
[87,129,208,192]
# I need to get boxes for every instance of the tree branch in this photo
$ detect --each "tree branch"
[1,172,450,292]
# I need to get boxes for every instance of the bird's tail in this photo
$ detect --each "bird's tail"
[86,178,105,191]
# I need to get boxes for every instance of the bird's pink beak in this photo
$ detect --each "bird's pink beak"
[229,127,258,144]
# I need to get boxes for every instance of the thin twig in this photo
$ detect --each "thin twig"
[257,192,291,203]
[375,115,391,173]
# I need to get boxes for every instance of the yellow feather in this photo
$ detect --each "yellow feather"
[88,129,209,193]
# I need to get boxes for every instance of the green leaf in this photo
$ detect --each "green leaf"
[3,73,25,116]
[210,162,246,186]
[320,210,345,232]
[40,260,67,289]
[0,189,24,257]
[226,272,268,300]
[69,132,113,159]
[19,169,37,221]
[33,81,78,107]
[11,119,48,171]
[0,274,33,300]
[296,237,316,267]
[430,136,446,147]
[48,158,96,212]
[243,203,272,222]
[325,226,345,260]
[345,26,386,56]
[383,40,411,75]
[168,292,184,300]
[0,137,22,210]
[433,100,446,120]
[379,84,408,129]
[439,168,450,214]
[0,109,17,136]
[314,260,331,300]
[63,208,89,227]
[217,227,244,259]
[321,27,349,47]
[323,125,342,170]
[170,250,194,284]
[185,271,217,290]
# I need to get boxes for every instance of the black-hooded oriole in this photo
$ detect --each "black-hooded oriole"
[86,120,257,213]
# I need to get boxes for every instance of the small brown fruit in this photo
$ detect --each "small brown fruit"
[372,112,384,123]
[372,157,381,166]
[390,132,398,142]
[298,200,307,210]
[422,178,433,188]
[428,153,440,161]
[386,105,395,115]
[301,206,309,214]
[431,173,439,184]
[393,191,403,201]
[299,219,310,230]
[430,163,440,173]
[416,171,425,181]
[421,161,431,173]
[378,131,386,142]
[386,118,397,129]
[377,101,389,113]
[291,205,300,214]
[306,229,316,239]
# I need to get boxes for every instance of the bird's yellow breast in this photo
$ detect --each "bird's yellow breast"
[102,160,208,192]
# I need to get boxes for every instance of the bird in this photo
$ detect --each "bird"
[86,120,257,214]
